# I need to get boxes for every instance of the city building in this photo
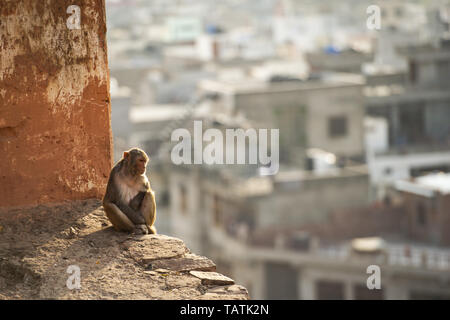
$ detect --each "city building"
[365,39,450,199]
[199,71,366,166]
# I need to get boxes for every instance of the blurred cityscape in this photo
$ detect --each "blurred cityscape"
[105,0,450,299]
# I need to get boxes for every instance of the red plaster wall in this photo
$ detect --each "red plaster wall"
[0,0,112,208]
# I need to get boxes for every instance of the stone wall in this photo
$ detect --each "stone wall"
[0,199,249,299]
[0,0,112,208]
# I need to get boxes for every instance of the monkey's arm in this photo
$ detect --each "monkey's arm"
[116,201,146,225]
[130,192,146,211]
[103,172,146,225]
[138,190,157,234]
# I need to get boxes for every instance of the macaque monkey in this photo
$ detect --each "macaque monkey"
[103,148,157,234]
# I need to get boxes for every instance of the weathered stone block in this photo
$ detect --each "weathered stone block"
[125,234,189,263]
[189,271,235,286]
[150,254,216,272]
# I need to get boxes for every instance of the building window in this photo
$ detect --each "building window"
[180,185,187,214]
[410,291,450,300]
[159,190,170,207]
[416,203,426,226]
[354,284,384,300]
[213,194,221,226]
[328,116,348,138]
[437,61,450,87]
[394,7,404,18]
[265,263,298,299]
[409,60,417,84]
[316,280,345,300]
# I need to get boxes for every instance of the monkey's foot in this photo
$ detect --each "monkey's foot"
[133,224,149,235]
[147,225,157,235]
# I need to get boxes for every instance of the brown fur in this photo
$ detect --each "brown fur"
[102,148,157,234]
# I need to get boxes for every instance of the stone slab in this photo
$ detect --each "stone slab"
[150,254,216,272]
[125,235,188,263]
[189,271,235,286]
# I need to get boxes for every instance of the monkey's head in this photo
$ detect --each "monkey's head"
[123,148,149,176]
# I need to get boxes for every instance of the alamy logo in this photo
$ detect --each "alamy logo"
[366,5,381,30]
[66,5,81,30]
[66,265,81,290]
[366,265,381,290]
[171,121,279,175]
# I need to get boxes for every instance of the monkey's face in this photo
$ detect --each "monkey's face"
[123,148,150,176]
[135,156,147,175]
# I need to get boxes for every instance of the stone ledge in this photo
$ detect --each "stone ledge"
[148,253,217,273]
[190,271,235,286]
[0,199,249,300]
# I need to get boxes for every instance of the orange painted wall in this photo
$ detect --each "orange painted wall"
[0,0,112,208]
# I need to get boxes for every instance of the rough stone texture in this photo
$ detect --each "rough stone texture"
[0,200,249,300]
[0,0,112,208]
[189,271,235,286]
[149,254,217,273]
[195,285,249,300]
[124,234,189,263]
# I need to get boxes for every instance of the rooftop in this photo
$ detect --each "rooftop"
[397,41,450,60]
[199,72,365,95]
[395,173,450,197]
[129,104,187,123]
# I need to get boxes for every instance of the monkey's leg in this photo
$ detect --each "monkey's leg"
[103,202,135,232]
[140,191,157,234]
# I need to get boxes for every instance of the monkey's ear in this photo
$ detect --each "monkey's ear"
[123,151,129,159]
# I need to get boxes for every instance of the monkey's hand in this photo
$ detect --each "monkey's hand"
[117,202,146,225]
[129,192,145,211]
[140,181,151,192]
